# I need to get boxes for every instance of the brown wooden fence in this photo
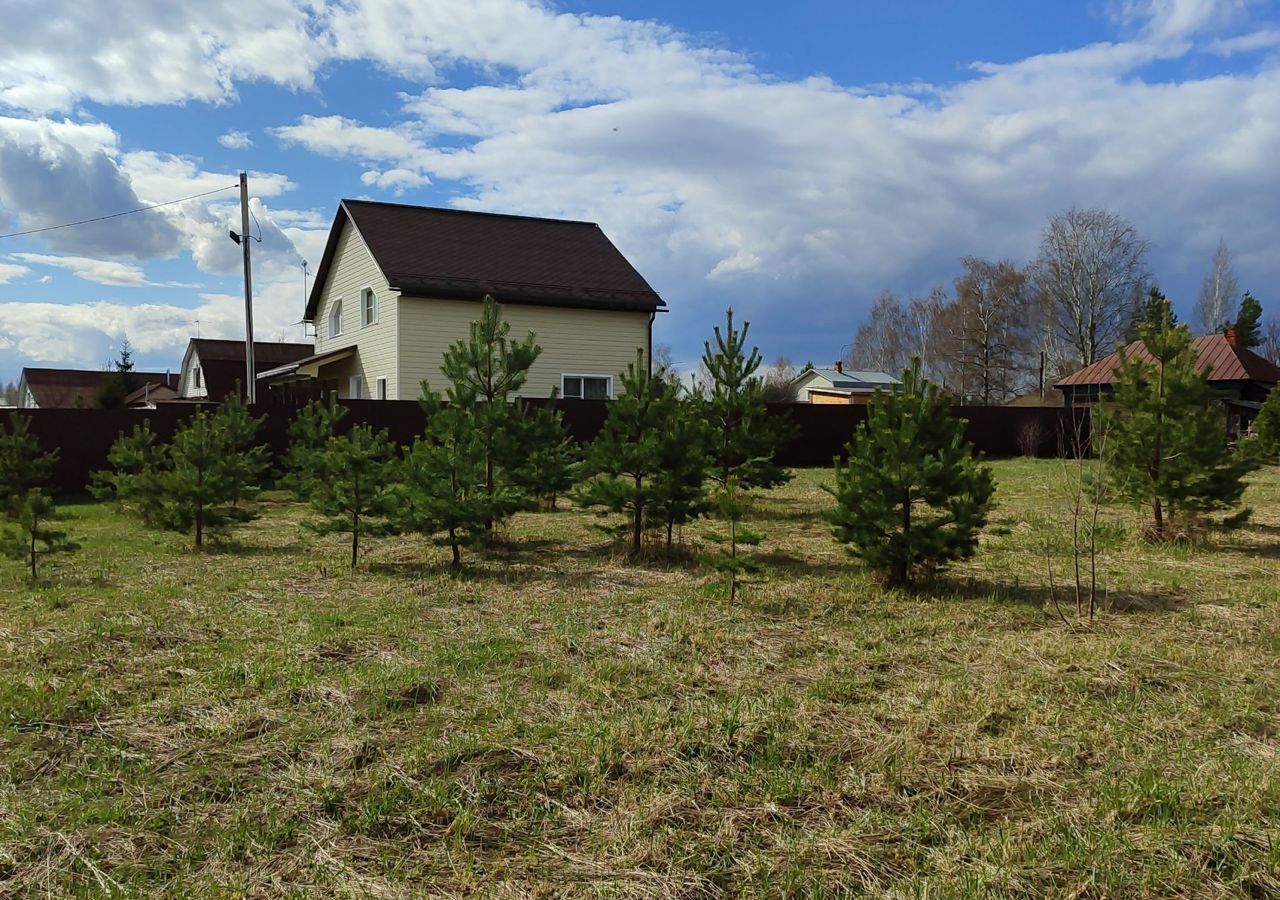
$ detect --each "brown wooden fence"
[6,400,1086,494]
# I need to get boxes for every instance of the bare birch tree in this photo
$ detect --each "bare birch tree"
[1194,239,1240,335]
[953,257,1032,404]
[1031,208,1150,371]
[848,291,910,373]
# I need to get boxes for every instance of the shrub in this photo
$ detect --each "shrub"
[825,359,995,587]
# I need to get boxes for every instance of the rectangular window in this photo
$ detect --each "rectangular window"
[329,299,343,337]
[376,377,387,400]
[348,375,363,399]
[194,365,202,389]
[561,374,612,400]
[361,287,377,326]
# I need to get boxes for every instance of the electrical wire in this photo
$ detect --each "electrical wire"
[0,183,238,241]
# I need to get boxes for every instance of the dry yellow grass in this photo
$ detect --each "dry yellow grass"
[1,459,1278,897]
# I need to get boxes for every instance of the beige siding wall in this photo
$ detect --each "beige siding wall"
[397,298,651,399]
[312,220,399,398]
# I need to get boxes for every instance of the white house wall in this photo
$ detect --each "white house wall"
[312,219,398,398]
[397,298,650,399]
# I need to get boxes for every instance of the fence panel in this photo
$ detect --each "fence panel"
[7,400,1087,494]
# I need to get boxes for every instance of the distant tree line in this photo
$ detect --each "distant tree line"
[845,208,1280,403]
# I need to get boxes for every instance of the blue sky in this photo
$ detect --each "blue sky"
[1,0,1278,382]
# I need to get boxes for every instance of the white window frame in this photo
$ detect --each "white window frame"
[348,375,364,399]
[193,365,202,390]
[375,376,388,400]
[361,286,378,327]
[328,298,343,338]
[560,373,613,400]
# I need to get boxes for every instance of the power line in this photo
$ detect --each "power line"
[0,183,239,241]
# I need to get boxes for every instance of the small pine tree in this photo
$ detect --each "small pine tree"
[508,397,577,511]
[147,405,269,548]
[437,296,541,534]
[1106,311,1256,539]
[279,398,349,501]
[1233,291,1263,348]
[0,413,54,512]
[1255,388,1280,463]
[91,421,167,523]
[825,359,995,586]
[574,352,680,558]
[397,390,495,568]
[1,488,79,580]
[700,309,791,600]
[650,398,710,550]
[215,395,270,509]
[308,424,399,568]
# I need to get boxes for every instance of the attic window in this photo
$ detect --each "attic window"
[329,300,343,337]
[194,365,202,390]
[361,288,377,326]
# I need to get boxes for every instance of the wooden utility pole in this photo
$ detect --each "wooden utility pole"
[239,172,256,403]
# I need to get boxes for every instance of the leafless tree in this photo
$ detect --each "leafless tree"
[953,257,1032,404]
[1194,239,1240,335]
[848,290,910,374]
[761,355,798,402]
[1031,208,1150,371]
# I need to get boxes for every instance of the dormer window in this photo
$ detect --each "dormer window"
[329,300,343,337]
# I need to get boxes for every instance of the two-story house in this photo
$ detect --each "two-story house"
[258,200,666,400]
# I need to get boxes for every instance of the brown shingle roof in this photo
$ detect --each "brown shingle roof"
[21,368,178,409]
[190,340,314,401]
[1055,334,1280,388]
[305,200,664,321]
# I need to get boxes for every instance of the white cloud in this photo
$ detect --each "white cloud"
[0,279,310,371]
[0,263,30,284]
[0,0,325,114]
[218,130,254,150]
[11,253,162,287]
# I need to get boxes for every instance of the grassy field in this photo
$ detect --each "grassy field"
[2,459,1279,897]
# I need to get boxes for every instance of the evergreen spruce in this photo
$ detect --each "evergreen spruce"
[574,352,681,558]
[700,309,791,600]
[1233,291,1263,348]
[307,424,399,568]
[1126,287,1177,342]
[436,295,541,534]
[279,398,349,501]
[1,489,79,580]
[397,390,494,568]
[825,359,995,586]
[91,421,167,523]
[1106,310,1256,539]
[97,339,139,408]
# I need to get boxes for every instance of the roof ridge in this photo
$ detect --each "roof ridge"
[342,198,599,228]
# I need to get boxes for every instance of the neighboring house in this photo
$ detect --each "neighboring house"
[17,368,178,409]
[1055,329,1280,435]
[791,362,901,404]
[259,200,665,400]
[177,339,314,402]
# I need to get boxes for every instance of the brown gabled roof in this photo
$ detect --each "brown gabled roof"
[1055,334,1280,388]
[20,367,178,409]
[189,339,314,401]
[304,200,664,321]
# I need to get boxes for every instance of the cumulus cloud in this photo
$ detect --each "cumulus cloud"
[263,0,1280,349]
[218,130,254,150]
[0,278,311,373]
[0,117,184,259]
[0,0,325,114]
